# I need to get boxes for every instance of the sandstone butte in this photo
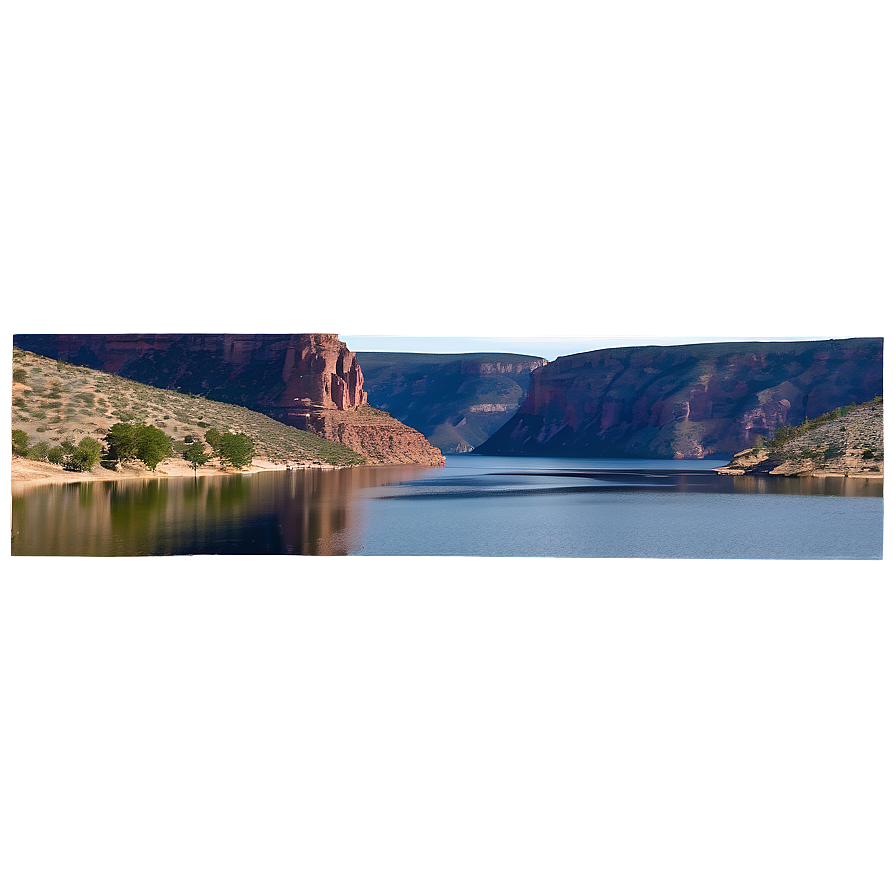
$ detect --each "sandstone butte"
[476,338,884,460]
[12,334,445,467]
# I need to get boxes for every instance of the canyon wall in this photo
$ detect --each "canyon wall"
[13,334,444,466]
[356,352,547,453]
[476,338,884,459]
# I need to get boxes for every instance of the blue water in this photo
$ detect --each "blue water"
[11,456,883,558]
[348,456,884,559]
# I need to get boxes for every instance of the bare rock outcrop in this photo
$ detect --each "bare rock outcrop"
[308,406,445,466]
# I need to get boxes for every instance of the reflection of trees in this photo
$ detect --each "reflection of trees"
[12,466,428,556]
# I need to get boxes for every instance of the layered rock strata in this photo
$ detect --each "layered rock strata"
[307,406,445,466]
[13,333,444,466]
[476,338,883,459]
[356,352,547,453]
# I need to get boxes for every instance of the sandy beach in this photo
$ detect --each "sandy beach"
[11,454,352,487]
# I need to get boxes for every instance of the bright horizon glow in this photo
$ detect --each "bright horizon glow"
[342,335,824,363]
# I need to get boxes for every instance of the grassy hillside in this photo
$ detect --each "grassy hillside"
[11,348,365,467]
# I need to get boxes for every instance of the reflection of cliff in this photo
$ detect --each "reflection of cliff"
[356,352,547,452]
[11,467,428,556]
[13,334,443,466]
[477,338,884,459]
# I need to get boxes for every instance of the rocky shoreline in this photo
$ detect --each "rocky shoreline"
[715,399,883,479]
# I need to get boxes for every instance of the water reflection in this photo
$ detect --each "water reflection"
[364,467,884,501]
[11,466,427,556]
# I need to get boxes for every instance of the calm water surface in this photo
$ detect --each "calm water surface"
[12,456,883,558]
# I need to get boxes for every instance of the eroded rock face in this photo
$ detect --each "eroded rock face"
[356,352,547,453]
[476,338,884,459]
[17,333,368,412]
[13,333,444,466]
[307,407,445,467]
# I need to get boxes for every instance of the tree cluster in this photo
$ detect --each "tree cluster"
[12,430,103,471]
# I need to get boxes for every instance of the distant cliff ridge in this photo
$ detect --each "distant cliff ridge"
[476,338,883,459]
[356,352,547,453]
[13,334,444,466]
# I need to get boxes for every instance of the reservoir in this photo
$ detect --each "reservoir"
[11,456,884,559]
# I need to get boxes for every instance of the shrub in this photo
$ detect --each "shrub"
[47,446,64,465]
[862,448,875,459]
[67,437,103,471]
[12,429,29,456]
[12,368,27,384]
[27,441,50,461]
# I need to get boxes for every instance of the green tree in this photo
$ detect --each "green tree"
[205,427,222,454]
[219,432,255,469]
[47,445,65,465]
[105,422,140,463]
[183,442,210,473]
[136,425,172,471]
[68,437,103,471]
[12,429,29,456]
[27,441,50,461]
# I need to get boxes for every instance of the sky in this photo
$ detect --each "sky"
[5,6,887,367]
[342,335,821,363]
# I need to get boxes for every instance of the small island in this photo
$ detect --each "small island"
[715,398,883,479]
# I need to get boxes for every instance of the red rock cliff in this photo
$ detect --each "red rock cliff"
[477,338,884,459]
[13,333,444,466]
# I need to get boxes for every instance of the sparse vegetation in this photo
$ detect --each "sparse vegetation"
[767,402,860,451]
[11,346,366,478]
